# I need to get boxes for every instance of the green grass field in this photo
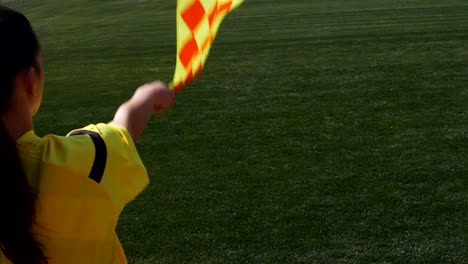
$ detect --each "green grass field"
[6,0,467,263]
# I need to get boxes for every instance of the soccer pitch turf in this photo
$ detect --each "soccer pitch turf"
[7,0,468,263]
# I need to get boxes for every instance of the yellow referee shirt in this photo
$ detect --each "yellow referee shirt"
[1,123,149,264]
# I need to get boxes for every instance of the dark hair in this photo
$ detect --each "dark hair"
[0,6,47,264]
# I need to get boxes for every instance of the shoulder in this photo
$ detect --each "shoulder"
[39,123,148,212]
[39,130,96,177]
[40,123,134,157]
[41,123,145,176]
[68,123,135,149]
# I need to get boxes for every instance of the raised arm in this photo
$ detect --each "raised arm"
[109,81,174,142]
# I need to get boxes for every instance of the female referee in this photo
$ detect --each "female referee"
[0,6,174,264]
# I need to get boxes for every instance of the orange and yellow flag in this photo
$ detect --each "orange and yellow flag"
[172,0,244,91]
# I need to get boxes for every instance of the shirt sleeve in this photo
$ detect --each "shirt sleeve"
[67,123,149,214]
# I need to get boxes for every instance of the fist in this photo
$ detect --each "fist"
[134,81,175,113]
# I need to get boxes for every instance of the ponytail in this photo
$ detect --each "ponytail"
[0,5,48,264]
[0,122,47,264]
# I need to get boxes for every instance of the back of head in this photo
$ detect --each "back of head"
[0,5,47,264]
[0,5,40,112]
